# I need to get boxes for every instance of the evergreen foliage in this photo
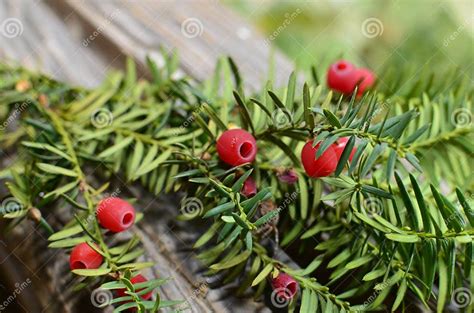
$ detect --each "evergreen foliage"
[0,53,472,312]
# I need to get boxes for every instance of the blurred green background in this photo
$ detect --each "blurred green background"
[229,0,472,83]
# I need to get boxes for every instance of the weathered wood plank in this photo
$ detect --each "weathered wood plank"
[0,0,108,87]
[59,0,295,90]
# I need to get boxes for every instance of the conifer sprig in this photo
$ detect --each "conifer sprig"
[0,55,472,312]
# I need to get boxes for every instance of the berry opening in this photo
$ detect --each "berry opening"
[286,281,298,296]
[337,62,347,70]
[72,261,87,269]
[122,212,134,226]
[239,142,253,159]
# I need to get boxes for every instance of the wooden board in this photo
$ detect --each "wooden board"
[1,0,295,89]
[0,0,109,87]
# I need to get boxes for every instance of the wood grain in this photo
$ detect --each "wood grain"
[0,0,109,87]
[59,0,295,90]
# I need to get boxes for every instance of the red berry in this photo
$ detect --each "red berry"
[241,177,257,197]
[117,274,152,300]
[69,242,103,270]
[97,197,136,233]
[354,67,375,95]
[271,273,299,300]
[216,129,257,166]
[333,137,356,161]
[327,60,357,95]
[301,140,338,178]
